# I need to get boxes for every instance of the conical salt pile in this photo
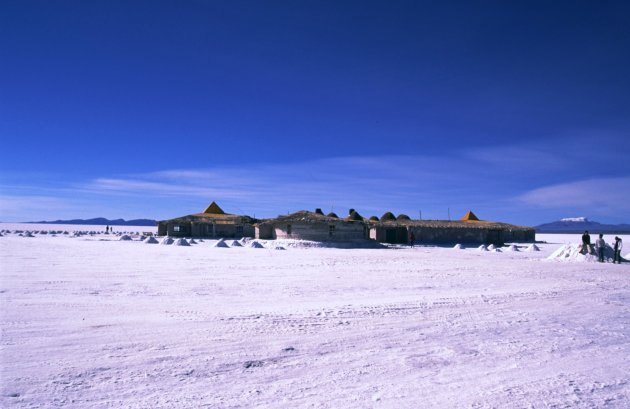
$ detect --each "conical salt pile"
[214,238,229,248]
[143,236,159,244]
[526,244,540,252]
[173,238,190,246]
[249,241,265,248]
[453,244,463,249]
[188,239,198,244]
[273,245,286,250]
[160,237,174,245]
[119,235,132,241]
[487,244,496,250]
[477,245,488,251]
[230,240,243,247]
[506,244,519,252]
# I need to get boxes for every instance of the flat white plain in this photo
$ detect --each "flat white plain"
[1,224,629,408]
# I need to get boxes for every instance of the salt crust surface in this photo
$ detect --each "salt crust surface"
[1,227,629,408]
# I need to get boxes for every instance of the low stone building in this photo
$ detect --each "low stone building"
[256,209,369,241]
[370,210,535,245]
[157,202,256,238]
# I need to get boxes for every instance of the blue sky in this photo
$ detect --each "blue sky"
[1,1,629,225]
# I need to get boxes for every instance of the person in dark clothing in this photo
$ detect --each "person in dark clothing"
[613,237,623,264]
[581,231,591,254]
[409,232,415,248]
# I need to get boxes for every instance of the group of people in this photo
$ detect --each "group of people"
[581,231,624,263]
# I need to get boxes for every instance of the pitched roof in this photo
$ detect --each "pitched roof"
[461,210,480,221]
[203,201,225,215]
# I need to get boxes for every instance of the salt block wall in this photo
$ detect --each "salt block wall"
[272,222,367,241]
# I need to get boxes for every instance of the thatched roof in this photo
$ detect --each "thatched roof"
[158,201,257,224]
[369,216,379,221]
[314,208,324,215]
[203,201,226,215]
[461,210,480,221]
[159,213,257,225]
[381,212,396,222]
[345,210,364,221]
[376,218,533,231]
[396,214,411,221]
[259,210,363,226]
[327,212,339,218]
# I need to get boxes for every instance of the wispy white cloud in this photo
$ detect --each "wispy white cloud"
[517,177,630,216]
[3,145,628,224]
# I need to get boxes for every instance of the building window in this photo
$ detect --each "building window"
[287,224,292,235]
[329,225,335,237]
[174,225,181,232]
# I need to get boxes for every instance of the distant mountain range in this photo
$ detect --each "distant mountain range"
[27,217,157,226]
[535,217,630,233]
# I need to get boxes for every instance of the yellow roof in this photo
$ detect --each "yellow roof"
[203,201,225,215]
[461,210,480,221]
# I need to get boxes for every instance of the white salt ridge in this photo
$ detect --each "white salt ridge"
[453,244,463,249]
[547,244,597,262]
[173,238,190,246]
[143,236,159,244]
[526,244,541,252]
[160,237,174,245]
[214,239,229,248]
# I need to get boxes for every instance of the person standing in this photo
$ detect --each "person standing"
[613,236,623,264]
[581,230,591,254]
[409,232,415,248]
[595,234,606,262]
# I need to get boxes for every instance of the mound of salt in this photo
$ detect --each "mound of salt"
[173,238,190,246]
[160,237,174,245]
[249,241,265,249]
[453,244,463,250]
[273,245,286,250]
[487,244,496,250]
[547,244,601,262]
[489,248,502,252]
[506,244,519,252]
[119,235,132,241]
[143,236,159,244]
[188,239,198,244]
[477,245,488,251]
[23,232,34,238]
[230,240,243,247]
[214,239,229,248]
[526,244,540,252]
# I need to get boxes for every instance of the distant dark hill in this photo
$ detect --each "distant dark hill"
[27,217,157,226]
[535,217,630,234]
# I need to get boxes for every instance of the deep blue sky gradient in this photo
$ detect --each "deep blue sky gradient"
[1,1,629,224]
